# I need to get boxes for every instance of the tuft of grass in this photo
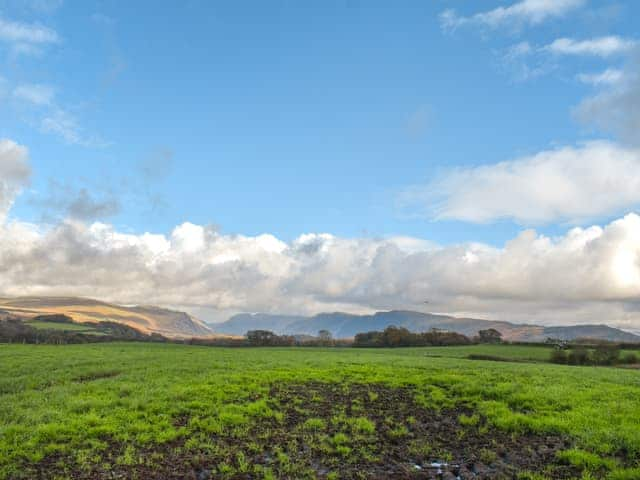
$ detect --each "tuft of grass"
[557,448,617,471]
[458,413,480,426]
[302,418,326,431]
[349,417,375,434]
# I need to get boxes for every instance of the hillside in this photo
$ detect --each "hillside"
[215,310,640,343]
[0,297,212,338]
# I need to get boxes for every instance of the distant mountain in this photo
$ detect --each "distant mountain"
[219,313,309,337]
[214,310,640,343]
[0,297,212,338]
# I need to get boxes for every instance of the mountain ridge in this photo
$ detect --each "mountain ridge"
[0,296,213,338]
[215,310,640,343]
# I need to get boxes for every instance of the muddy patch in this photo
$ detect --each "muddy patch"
[72,370,120,383]
[31,382,577,479]
[262,382,575,479]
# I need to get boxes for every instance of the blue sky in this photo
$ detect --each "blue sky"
[2,0,640,326]
[2,0,635,243]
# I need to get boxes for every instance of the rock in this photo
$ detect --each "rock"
[196,469,211,480]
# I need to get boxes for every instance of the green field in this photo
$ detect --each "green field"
[1,343,639,479]
[412,344,555,362]
[25,321,103,334]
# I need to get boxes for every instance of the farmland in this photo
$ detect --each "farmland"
[1,343,639,479]
[24,321,104,334]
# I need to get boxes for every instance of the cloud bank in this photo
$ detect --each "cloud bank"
[3,211,640,330]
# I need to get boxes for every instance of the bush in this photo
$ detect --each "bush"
[567,348,590,365]
[622,353,638,364]
[591,345,620,365]
[550,349,568,364]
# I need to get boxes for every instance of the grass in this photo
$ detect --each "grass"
[25,321,103,334]
[0,343,639,479]
[417,344,561,362]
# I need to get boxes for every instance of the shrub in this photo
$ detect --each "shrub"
[591,345,620,366]
[567,348,590,366]
[550,349,568,364]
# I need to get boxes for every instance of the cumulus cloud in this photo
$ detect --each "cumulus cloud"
[546,36,637,57]
[400,141,640,224]
[440,0,584,32]
[0,139,31,222]
[3,211,640,330]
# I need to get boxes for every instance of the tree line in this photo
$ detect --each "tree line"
[353,325,474,347]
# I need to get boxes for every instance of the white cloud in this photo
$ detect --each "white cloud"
[40,108,81,144]
[546,36,637,57]
[0,15,58,55]
[400,141,640,224]
[501,41,556,81]
[0,139,31,222]
[577,68,624,86]
[40,108,107,147]
[10,83,104,147]
[0,16,58,44]
[500,36,637,83]
[3,208,640,329]
[440,0,584,32]
[13,83,55,106]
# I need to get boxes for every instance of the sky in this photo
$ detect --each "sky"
[2,0,640,329]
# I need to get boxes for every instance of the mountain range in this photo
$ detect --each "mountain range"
[2,296,639,343]
[215,310,640,343]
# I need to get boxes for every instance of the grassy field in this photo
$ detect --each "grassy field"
[25,321,103,334]
[1,343,639,479]
[411,344,554,362]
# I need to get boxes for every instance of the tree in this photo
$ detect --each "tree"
[246,330,277,346]
[318,329,333,346]
[550,349,568,364]
[567,347,590,365]
[478,328,503,344]
[592,345,620,365]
